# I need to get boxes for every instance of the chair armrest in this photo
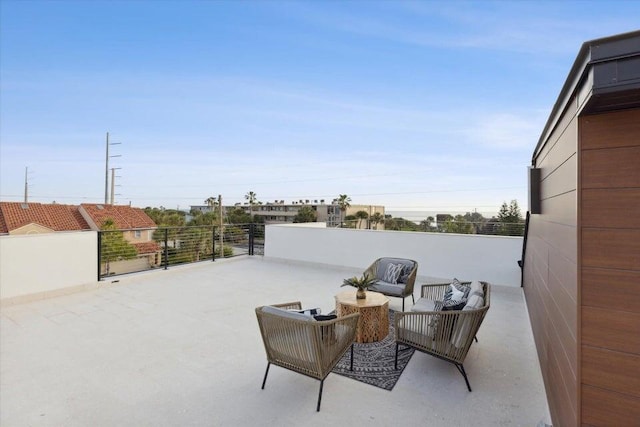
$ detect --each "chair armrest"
[270,301,302,311]
[313,313,360,372]
[363,261,378,281]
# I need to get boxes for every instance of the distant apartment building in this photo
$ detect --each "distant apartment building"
[190,200,385,229]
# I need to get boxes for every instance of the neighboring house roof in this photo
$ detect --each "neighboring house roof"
[132,241,161,254]
[80,204,157,230]
[0,202,90,234]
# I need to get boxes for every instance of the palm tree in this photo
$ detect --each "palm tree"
[204,196,217,213]
[370,212,384,230]
[336,194,351,227]
[204,196,218,225]
[355,210,369,229]
[245,191,258,221]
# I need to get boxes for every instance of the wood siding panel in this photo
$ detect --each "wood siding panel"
[582,306,640,354]
[579,109,640,425]
[541,190,576,226]
[582,268,640,312]
[542,221,578,264]
[582,188,640,229]
[581,146,640,189]
[582,229,640,270]
[582,384,640,426]
[548,343,579,426]
[581,109,640,150]
[540,153,577,200]
[549,244,578,302]
[582,345,640,398]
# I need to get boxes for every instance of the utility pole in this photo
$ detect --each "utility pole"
[24,166,28,203]
[104,132,122,204]
[104,133,109,204]
[110,167,122,205]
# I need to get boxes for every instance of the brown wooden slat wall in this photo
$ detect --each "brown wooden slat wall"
[579,108,640,425]
[524,98,579,427]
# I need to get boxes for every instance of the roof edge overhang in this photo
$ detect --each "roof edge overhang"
[532,30,640,163]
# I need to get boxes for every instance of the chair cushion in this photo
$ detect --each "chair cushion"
[411,298,437,312]
[445,278,471,300]
[463,294,484,310]
[375,258,416,283]
[468,280,484,299]
[382,263,404,284]
[369,281,406,297]
[442,284,467,309]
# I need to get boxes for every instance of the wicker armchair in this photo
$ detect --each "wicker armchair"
[394,281,490,391]
[364,257,418,311]
[255,301,360,411]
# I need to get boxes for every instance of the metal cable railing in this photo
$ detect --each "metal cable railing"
[98,223,264,279]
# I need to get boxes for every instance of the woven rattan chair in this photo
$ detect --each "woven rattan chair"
[256,301,360,411]
[394,281,490,391]
[364,257,418,311]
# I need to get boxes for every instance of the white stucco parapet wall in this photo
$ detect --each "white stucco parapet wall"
[264,224,523,286]
[0,232,98,301]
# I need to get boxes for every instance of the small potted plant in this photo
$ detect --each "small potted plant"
[342,274,377,299]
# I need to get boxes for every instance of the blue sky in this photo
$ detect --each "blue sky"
[1,1,638,219]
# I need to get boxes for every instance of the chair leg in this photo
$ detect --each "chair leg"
[474,336,478,343]
[350,343,354,371]
[316,379,324,412]
[402,298,405,311]
[412,294,415,304]
[261,362,270,389]
[455,363,472,392]
[395,343,399,370]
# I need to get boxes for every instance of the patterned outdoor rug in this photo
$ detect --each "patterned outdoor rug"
[332,310,415,391]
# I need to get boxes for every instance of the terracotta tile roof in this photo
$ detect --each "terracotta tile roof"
[80,204,157,229]
[0,202,90,233]
[132,241,162,254]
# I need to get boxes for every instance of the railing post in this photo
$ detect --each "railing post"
[249,223,255,256]
[212,226,216,261]
[97,231,102,281]
[163,228,169,270]
[212,225,216,262]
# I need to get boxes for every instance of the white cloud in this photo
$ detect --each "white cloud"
[468,111,547,150]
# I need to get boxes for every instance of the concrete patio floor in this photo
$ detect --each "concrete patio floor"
[1,256,550,426]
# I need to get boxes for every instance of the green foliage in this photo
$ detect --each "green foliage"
[497,200,525,236]
[441,215,474,234]
[177,226,212,262]
[144,207,186,227]
[419,216,436,232]
[100,218,137,275]
[341,274,377,290]
[226,207,252,224]
[245,191,258,213]
[188,211,218,226]
[370,212,384,229]
[384,217,421,231]
[293,205,317,223]
[215,245,234,257]
[354,210,369,228]
[335,194,351,225]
